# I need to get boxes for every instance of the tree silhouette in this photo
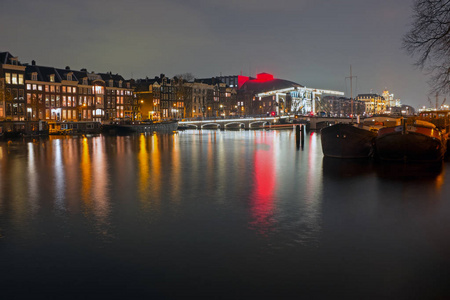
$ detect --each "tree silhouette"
[403,0,450,95]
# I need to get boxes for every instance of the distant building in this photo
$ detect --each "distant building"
[1,51,136,122]
[321,96,366,117]
[0,52,26,121]
[194,77,237,117]
[238,73,344,116]
[382,89,401,108]
[185,82,214,118]
[134,77,157,120]
[356,93,389,115]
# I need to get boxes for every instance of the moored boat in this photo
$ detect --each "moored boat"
[321,123,377,158]
[102,120,178,134]
[375,119,447,162]
[0,120,49,139]
[48,121,102,135]
[320,116,401,158]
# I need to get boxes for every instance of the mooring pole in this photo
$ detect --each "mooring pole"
[295,125,300,149]
[301,124,305,148]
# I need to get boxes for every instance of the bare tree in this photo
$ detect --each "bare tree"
[403,0,450,95]
[174,73,195,82]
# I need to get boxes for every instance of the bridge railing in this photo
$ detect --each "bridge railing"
[178,114,293,123]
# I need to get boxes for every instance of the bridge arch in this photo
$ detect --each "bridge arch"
[201,123,221,129]
[249,121,270,128]
[184,123,199,129]
[224,122,245,129]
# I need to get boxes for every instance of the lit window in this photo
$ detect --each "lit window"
[18,74,24,85]
[94,86,104,94]
[38,85,43,91]
[26,84,31,90]
[12,74,18,85]
[5,73,11,84]
[50,74,55,82]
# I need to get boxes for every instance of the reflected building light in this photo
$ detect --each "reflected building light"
[81,137,92,208]
[27,143,39,213]
[250,139,276,236]
[138,134,150,206]
[170,133,181,205]
[435,168,445,191]
[150,134,162,209]
[92,137,110,223]
[54,139,66,209]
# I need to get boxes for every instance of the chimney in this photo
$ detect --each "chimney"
[65,66,70,70]
[32,60,36,66]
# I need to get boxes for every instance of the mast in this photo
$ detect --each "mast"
[346,65,357,122]
[350,66,353,121]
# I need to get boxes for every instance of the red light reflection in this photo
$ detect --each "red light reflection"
[250,141,276,235]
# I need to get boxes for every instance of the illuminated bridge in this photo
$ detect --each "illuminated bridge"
[178,115,293,130]
[179,115,365,130]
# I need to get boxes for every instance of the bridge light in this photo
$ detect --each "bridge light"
[271,111,276,116]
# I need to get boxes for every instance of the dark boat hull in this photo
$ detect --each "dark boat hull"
[320,124,377,158]
[375,127,446,162]
[103,121,178,134]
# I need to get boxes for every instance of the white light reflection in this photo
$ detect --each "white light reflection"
[303,132,323,243]
[91,137,110,228]
[27,143,39,214]
[54,139,66,211]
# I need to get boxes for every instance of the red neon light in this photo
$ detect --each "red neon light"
[238,75,250,89]
[255,73,274,82]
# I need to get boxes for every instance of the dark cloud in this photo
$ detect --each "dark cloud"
[0,0,431,107]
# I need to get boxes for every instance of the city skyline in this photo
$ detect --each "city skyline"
[0,0,437,108]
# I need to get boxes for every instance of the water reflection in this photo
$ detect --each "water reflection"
[1,131,450,298]
[375,161,444,180]
[322,157,374,178]
[250,134,276,235]
[91,137,110,227]
[170,133,181,206]
[301,132,323,245]
[149,134,162,212]
[27,142,39,214]
[53,139,66,211]
[138,134,150,205]
[81,137,92,209]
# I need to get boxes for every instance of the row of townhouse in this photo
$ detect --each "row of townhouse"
[0,52,137,122]
[135,75,242,120]
[3,50,343,122]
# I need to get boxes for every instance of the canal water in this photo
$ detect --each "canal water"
[1,130,449,299]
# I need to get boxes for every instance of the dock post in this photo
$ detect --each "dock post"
[301,125,305,148]
[295,125,300,149]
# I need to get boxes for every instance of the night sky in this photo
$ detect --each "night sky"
[0,0,434,108]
